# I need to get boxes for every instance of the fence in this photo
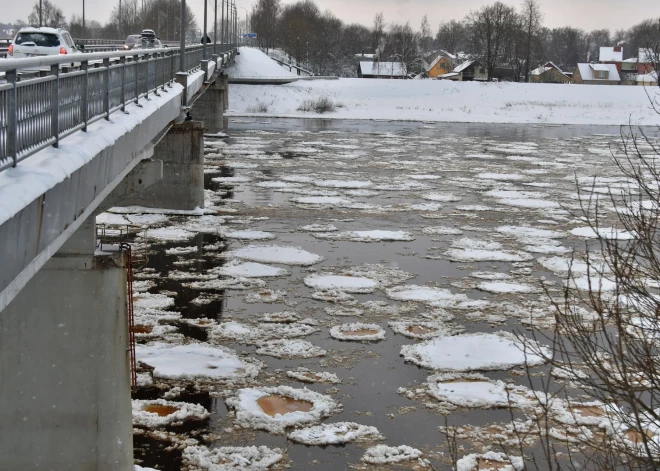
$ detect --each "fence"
[0,43,235,171]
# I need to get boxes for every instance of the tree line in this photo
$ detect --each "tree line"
[250,0,660,79]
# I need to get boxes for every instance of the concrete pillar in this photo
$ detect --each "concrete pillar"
[120,121,205,211]
[175,72,189,106]
[0,249,132,471]
[191,79,225,133]
[218,73,229,111]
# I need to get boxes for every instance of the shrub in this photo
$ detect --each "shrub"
[297,97,337,114]
[246,100,269,113]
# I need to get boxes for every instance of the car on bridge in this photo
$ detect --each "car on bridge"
[123,34,141,50]
[132,30,164,50]
[8,27,82,58]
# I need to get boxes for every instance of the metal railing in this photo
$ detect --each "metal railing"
[0,43,235,171]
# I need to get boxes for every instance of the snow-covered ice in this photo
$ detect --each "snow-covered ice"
[135,343,261,381]
[132,399,209,428]
[361,445,423,465]
[212,261,289,278]
[313,230,415,242]
[329,323,386,341]
[231,245,323,266]
[255,339,326,358]
[400,333,548,371]
[288,422,383,445]
[182,444,284,471]
[303,274,378,293]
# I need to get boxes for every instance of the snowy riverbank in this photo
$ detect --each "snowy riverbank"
[226,48,660,126]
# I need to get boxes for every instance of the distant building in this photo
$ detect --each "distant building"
[530,62,571,83]
[572,63,621,85]
[358,61,407,79]
[354,52,377,62]
[437,60,488,82]
[425,52,455,78]
[599,46,624,73]
[637,71,658,87]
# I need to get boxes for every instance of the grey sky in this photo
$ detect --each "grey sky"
[6,0,654,34]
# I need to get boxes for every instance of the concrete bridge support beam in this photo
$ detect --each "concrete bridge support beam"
[0,248,132,471]
[191,78,226,133]
[120,121,205,211]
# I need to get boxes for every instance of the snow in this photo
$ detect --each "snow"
[226,386,339,433]
[165,246,199,255]
[286,368,340,384]
[288,422,383,445]
[182,445,284,471]
[477,282,539,294]
[329,323,387,341]
[231,245,323,266]
[255,339,326,358]
[313,230,415,242]
[400,332,548,371]
[226,47,297,78]
[426,373,533,408]
[570,226,636,240]
[386,285,468,307]
[299,223,338,232]
[422,226,464,236]
[132,399,209,428]
[224,230,276,240]
[0,82,184,228]
[212,261,289,278]
[361,445,423,464]
[303,274,378,293]
[456,451,524,471]
[138,227,196,241]
[445,248,534,262]
[228,71,660,125]
[135,343,261,381]
[422,193,463,202]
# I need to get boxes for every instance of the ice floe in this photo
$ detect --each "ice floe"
[422,226,464,236]
[303,274,378,293]
[456,451,524,471]
[313,230,415,242]
[426,373,533,409]
[389,320,462,339]
[286,368,341,384]
[299,223,339,232]
[136,343,261,381]
[570,226,636,240]
[361,445,423,465]
[182,445,284,471]
[231,245,323,266]
[212,261,289,278]
[224,230,276,240]
[226,386,339,433]
[386,285,468,308]
[422,193,463,202]
[329,323,386,341]
[132,399,209,428]
[400,333,548,371]
[138,227,196,241]
[288,422,383,445]
[255,339,326,358]
[477,281,539,294]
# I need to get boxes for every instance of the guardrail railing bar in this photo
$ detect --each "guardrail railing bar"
[0,44,235,169]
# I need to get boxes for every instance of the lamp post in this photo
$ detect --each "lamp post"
[179,0,186,72]
[213,0,218,54]
[239,7,248,45]
[118,0,122,38]
[203,0,208,58]
[221,0,225,48]
[39,0,43,27]
[82,0,85,38]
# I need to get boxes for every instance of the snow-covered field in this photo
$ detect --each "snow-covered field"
[115,123,654,470]
[227,47,660,126]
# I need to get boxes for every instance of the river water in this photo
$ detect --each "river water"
[126,117,649,470]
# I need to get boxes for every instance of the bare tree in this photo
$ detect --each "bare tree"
[466,2,518,81]
[373,12,385,59]
[436,20,465,55]
[521,0,543,82]
[419,14,433,54]
[28,0,65,28]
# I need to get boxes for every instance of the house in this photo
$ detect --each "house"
[437,60,488,82]
[637,48,656,74]
[572,63,621,85]
[637,71,658,87]
[530,62,571,83]
[426,54,455,78]
[358,61,407,79]
[599,46,623,73]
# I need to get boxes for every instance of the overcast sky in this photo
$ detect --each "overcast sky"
[6,0,653,34]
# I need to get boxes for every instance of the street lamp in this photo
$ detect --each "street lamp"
[203,0,208,59]
[82,0,85,38]
[179,0,186,72]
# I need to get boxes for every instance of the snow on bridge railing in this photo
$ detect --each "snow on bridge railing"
[0,43,236,172]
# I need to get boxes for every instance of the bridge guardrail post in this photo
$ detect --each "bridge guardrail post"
[82,59,89,132]
[103,58,110,120]
[169,50,174,88]
[120,56,126,112]
[7,70,17,167]
[134,54,140,106]
[51,64,60,148]
[145,53,150,101]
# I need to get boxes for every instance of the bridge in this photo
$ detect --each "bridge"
[0,43,235,470]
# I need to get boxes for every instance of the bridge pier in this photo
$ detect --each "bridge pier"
[191,74,228,133]
[0,240,133,471]
[120,121,205,211]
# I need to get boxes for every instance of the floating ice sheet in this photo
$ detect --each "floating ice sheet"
[231,245,324,266]
[288,422,383,445]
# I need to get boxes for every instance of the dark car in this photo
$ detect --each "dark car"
[133,30,163,49]
[123,34,141,50]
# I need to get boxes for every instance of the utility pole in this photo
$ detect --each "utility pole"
[82,0,85,38]
[118,0,122,38]
[203,0,207,58]
[39,0,43,27]
[179,0,186,72]
[221,0,225,48]
[213,0,218,54]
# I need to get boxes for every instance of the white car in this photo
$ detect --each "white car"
[8,27,81,58]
